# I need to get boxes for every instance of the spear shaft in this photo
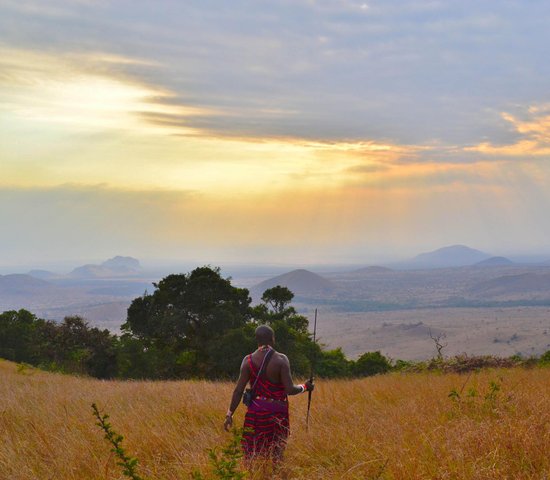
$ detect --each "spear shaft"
[306,308,317,431]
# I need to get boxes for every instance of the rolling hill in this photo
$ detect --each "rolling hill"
[475,256,514,267]
[408,244,491,268]
[469,272,550,298]
[0,274,56,296]
[251,269,335,299]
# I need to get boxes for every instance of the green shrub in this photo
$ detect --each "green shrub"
[352,351,392,377]
[539,350,550,365]
[316,348,352,378]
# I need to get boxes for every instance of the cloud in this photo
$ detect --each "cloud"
[344,163,391,174]
[2,0,549,144]
[0,47,214,136]
[466,105,550,157]
[0,0,99,18]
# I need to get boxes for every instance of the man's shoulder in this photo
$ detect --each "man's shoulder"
[273,351,289,363]
[240,354,251,368]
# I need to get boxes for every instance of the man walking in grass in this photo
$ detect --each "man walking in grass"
[224,325,314,462]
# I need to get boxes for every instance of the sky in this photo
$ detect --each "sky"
[1,0,550,268]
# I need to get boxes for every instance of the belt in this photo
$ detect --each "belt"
[254,396,288,405]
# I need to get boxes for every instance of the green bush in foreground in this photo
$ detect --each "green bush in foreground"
[92,403,247,480]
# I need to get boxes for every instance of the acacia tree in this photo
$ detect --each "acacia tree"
[121,266,252,378]
[261,286,294,315]
[253,285,309,334]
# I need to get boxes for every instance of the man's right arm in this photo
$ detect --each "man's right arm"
[279,354,314,395]
[224,356,250,431]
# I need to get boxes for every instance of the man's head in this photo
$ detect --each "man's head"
[255,324,275,346]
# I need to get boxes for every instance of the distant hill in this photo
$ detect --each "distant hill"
[0,274,56,295]
[27,269,59,280]
[70,256,141,278]
[251,269,335,298]
[409,245,491,268]
[70,265,117,278]
[475,256,514,267]
[101,256,141,271]
[469,272,550,297]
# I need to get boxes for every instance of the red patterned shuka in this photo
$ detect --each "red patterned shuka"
[242,353,290,460]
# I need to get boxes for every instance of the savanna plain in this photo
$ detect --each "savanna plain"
[2,359,550,480]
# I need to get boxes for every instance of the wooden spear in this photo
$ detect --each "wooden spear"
[306,308,317,431]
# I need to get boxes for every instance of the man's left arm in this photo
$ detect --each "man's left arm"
[224,357,250,431]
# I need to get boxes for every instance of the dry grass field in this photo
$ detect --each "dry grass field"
[2,359,550,479]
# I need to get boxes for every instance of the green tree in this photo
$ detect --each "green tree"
[0,309,41,363]
[253,285,309,334]
[116,335,165,379]
[0,310,118,378]
[121,266,252,378]
[38,316,118,378]
[206,323,257,377]
[261,286,294,315]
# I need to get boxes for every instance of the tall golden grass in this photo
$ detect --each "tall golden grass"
[2,358,550,479]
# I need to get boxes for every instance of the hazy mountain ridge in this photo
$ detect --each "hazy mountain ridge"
[3,247,550,331]
[1,256,150,328]
[70,256,141,278]
[26,256,143,280]
[406,245,491,268]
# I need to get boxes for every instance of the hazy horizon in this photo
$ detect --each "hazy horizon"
[2,1,550,266]
[2,245,550,276]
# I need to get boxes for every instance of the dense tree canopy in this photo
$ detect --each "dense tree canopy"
[123,267,251,344]
[119,266,252,377]
[0,310,117,378]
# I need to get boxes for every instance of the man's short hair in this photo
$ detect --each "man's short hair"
[255,325,274,345]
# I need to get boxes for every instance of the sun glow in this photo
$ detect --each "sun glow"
[0,47,423,194]
[1,50,549,260]
[0,47,207,135]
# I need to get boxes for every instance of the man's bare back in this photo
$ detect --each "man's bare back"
[245,349,295,391]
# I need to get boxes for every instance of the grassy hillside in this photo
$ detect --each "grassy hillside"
[2,359,550,479]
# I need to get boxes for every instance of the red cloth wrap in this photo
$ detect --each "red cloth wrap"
[242,353,290,460]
